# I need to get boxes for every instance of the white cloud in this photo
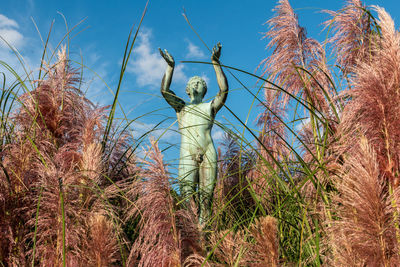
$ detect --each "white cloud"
[0,14,37,86]
[0,14,23,49]
[128,28,187,88]
[0,14,19,28]
[0,28,23,48]
[185,40,205,59]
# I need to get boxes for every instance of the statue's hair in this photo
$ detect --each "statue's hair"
[186,76,207,97]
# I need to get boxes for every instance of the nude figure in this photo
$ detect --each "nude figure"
[159,43,228,222]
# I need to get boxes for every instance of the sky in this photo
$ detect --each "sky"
[1,0,399,173]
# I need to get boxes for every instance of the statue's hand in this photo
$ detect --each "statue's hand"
[159,48,175,67]
[211,42,222,62]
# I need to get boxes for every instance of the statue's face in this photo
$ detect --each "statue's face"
[188,80,205,97]
[186,77,207,102]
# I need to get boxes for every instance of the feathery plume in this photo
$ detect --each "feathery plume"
[126,139,181,267]
[183,254,213,267]
[25,153,83,266]
[209,216,279,266]
[325,0,375,75]
[15,46,89,148]
[259,0,331,112]
[176,201,204,263]
[256,1,335,207]
[247,216,279,266]
[81,213,120,266]
[210,229,248,266]
[339,6,400,186]
[325,137,399,266]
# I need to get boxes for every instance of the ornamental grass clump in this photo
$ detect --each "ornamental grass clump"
[0,47,125,265]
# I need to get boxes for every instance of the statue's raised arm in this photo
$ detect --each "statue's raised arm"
[159,48,185,112]
[210,43,228,114]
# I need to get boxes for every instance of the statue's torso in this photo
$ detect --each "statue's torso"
[177,102,216,158]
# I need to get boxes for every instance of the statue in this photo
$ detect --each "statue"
[159,43,228,222]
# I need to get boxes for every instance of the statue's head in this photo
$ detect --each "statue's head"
[186,76,207,102]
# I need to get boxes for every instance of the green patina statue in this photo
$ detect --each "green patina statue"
[159,43,228,222]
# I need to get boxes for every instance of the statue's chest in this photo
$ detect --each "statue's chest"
[178,103,213,127]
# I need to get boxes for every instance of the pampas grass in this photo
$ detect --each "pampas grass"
[2,0,400,266]
[247,216,279,267]
[340,6,400,186]
[325,137,400,266]
[82,212,120,266]
[125,139,203,266]
[324,0,375,75]
[0,45,130,265]
[125,139,181,266]
[259,0,331,113]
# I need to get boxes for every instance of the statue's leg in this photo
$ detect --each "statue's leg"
[199,147,217,223]
[178,153,199,201]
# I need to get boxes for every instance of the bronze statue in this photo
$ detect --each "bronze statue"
[159,43,228,222]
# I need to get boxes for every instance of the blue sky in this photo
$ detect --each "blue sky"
[1,0,399,172]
